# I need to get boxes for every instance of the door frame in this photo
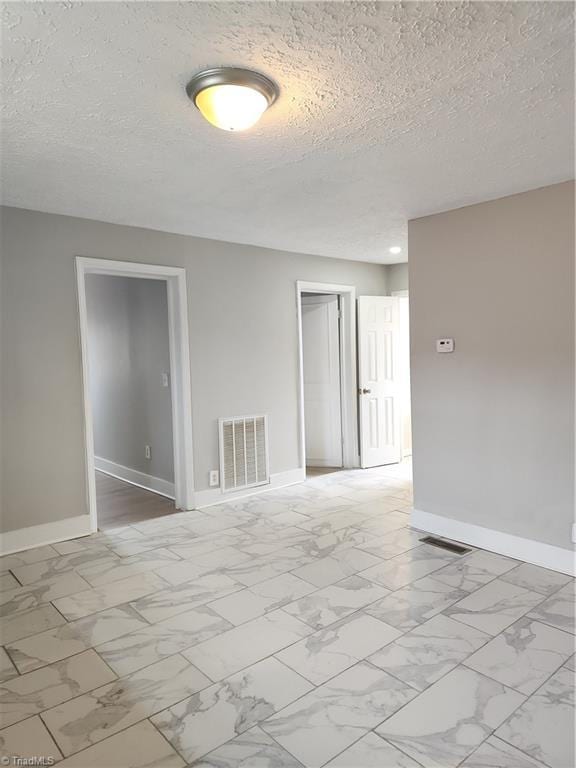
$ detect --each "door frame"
[76,257,195,532]
[296,281,358,470]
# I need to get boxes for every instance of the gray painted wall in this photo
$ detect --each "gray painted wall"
[86,275,174,483]
[386,263,409,294]
[0,206,388,533]
[409,181,574,551]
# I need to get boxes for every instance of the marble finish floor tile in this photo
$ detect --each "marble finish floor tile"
[461,735,548,767]
[53,572,168,620]
[183,610,312,681]
[445,579,546,636]
[96,604,233,675]
[464,617,574,694]
[151,657,313,764]
[500,562,572,597]
[291,548,385,588]
[0,649,17,684]
[360,545,459,590]
[368,613,490,691]
[222,547,314,587]
[432,550,518,592]
[495,667,575,768]
[2,604,66,644]
[55,719,186,767]
[324,732,423,768]
[191,725,304,768]
[130,572,242,623]
[261,661,417,768]
[5,605,149,674]
[0,545,59,573]
[0,464,573,768]
[357,527,423,560]
[208,572,316,626]
[0,573,19,592]
[78,548,182,587]
[276,612,402,685]
[41,653,211,756]
[527,581,575,634]
[0,715,63,762]
[282,575,389,629]
[155,546,252,586]
[376,666,525,768]
[365,576,468,631]
[0,649,116,727]
[11,551,120,585]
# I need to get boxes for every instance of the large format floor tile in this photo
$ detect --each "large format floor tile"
[324,732,422,768]
[464,616,574,694]
[55,720,186,768]
[0,649,116,727]
[276,612,402,685]
[376,666,525,768]
[495,667,575,768]
[183,610,312,680]
[0,464,573,768]
[42,654,211,756]
[282,575,389,629]
[261,661,417,768]
[368,613,490,691]
[191,725,304,768]
[444,579,545,635]
[151,657,313,763]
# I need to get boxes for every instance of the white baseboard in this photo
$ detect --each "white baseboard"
[412,508,575,576]
[95,457,175,500]
[195,468,306,509]
[0,515,92,557]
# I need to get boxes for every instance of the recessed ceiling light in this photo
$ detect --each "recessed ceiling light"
[389,246,402,255]
[186,67,279,132]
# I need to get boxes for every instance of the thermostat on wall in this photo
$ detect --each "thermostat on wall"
[436,338,454,353]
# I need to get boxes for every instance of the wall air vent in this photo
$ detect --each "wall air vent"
[218,415,269,492]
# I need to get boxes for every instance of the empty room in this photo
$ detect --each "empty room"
[0,2,574,768]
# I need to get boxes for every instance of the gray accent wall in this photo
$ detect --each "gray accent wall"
[409,181,574,551]
[86,275,174,483]
[0,206,388,533]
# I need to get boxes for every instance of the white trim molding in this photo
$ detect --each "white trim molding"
[195,468,305,509]
[95,457,175,499]
[76,256,195,533]
[296,281,359,471]
[0,516,92,557]
[412,508,576,576]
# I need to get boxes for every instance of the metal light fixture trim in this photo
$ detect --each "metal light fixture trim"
[186,67,279,130]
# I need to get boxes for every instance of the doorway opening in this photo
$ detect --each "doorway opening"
[296,282,359,477]
[76,258,195,532]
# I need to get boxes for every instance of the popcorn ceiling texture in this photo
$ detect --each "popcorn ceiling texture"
[1,1,573,263]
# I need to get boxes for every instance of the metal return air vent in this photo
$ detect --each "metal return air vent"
[419,536,471,555]
[219,415,269,493]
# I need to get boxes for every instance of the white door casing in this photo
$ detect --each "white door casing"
[301,294,343,467]
[357,296,401,468]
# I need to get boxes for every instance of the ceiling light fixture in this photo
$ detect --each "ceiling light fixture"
[186,67,279,132]
[389,246,402,255]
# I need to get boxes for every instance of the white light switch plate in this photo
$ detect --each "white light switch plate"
[436,338,454,353]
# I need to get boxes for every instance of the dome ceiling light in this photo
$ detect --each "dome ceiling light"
[186,67,279,132]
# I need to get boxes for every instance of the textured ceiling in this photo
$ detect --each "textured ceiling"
[1,2,573,263]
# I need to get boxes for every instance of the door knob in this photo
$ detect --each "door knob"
[359,388,371,394]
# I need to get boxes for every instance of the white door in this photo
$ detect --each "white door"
[357,296,401,468]
[301,294,343,467]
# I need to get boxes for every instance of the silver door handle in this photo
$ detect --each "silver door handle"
[359,388,371,394]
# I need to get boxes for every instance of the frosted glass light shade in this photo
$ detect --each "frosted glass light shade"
[195,83,269,131]
[186,68,278,132]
